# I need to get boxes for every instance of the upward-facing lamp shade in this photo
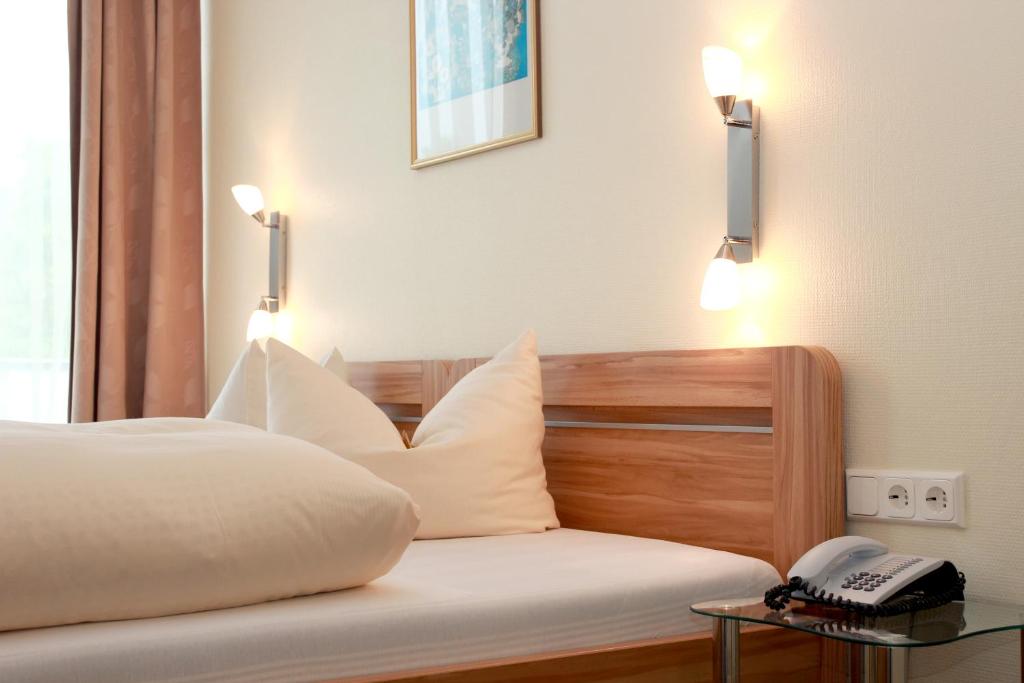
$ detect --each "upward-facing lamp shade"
[701,46,743,98]
[231,184,265,222]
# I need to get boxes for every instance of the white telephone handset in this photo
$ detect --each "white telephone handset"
[788,536,889,586]
[765,535,965,616]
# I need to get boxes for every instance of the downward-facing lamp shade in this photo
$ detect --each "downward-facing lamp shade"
[699,242,741,312]
[246,307,274,342]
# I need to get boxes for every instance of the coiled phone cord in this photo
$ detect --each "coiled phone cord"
[764,572,966,617]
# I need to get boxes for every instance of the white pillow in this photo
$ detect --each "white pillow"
[321,347,349,382]
[208,341,350,429]
[265,339,408,454]
[267,331,560,539]
[0,418,419,632]
[207,340,266,428]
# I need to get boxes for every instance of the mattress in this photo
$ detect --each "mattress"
[0,528,780,683]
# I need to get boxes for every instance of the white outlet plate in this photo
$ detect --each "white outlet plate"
[846,469,966,528]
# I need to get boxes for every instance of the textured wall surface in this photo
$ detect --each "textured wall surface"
[204,1,1024,678]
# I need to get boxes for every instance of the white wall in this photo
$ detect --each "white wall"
[205,1,1024,678]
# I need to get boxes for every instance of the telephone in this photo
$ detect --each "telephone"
[764,536,966,617]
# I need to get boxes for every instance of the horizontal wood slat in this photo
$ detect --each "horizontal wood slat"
[539,347,773,409]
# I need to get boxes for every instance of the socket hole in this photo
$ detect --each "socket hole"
[925,486,949,512]
[887,484,910,508]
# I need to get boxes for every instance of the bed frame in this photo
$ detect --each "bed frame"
[344,345,845,682]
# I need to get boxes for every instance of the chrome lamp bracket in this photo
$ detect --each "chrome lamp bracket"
[723,99,759,263]
[263,211,286,307]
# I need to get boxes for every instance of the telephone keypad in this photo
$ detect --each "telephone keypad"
[834,556,928,600]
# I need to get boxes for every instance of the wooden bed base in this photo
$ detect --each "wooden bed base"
[346,346,845,682]
[339,628,823,682]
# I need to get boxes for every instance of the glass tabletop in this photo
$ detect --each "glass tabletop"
[690,597,1024,648]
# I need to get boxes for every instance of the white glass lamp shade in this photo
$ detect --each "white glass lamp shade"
[246,308,275,341]
[231,184,265,217]
[701,46,743,97]
[700,256,741,311]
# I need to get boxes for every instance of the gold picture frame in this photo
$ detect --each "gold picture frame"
[409,0,541,169]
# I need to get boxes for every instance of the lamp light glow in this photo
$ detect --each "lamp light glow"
[246,307,275,342]
[700,242,741,311]
[701,46,743,97]
[232,184,266,222]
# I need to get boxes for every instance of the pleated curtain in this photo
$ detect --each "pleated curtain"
[67,0,204,421]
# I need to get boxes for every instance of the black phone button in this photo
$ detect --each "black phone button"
[864,587,875,592]
[852,586,863,590]
[883,575,893,579]
[842,584,851,589]
[858,572,869,576]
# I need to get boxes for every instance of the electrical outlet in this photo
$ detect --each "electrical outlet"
[882,477,915,518]
[846,469,965,527]
[919,479,955,521]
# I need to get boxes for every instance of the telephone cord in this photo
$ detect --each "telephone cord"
[763,572,966,617]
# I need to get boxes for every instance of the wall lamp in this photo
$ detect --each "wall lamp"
[699,46,760,311]
[231,184,287,341]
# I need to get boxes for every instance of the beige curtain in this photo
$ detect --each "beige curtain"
[68,0,204,421]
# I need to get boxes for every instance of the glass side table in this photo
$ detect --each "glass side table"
[691,597,1024,683]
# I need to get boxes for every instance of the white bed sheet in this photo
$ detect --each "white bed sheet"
[0,529,780,683]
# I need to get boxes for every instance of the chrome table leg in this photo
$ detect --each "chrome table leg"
[712,617,740,683]
[886,648,909,683]
[860,644,877,683]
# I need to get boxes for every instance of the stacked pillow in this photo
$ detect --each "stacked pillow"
[207,341,348,429]
[209,332,560,539]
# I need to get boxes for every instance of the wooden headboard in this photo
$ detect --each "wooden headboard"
[348,346,843,575]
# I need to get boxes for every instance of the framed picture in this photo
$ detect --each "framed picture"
[409,0,541,169]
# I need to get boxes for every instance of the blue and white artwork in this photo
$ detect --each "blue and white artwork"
[412,0,539,167]
[417,0,528,110]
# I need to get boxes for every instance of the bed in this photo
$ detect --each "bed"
[0,345,844,682]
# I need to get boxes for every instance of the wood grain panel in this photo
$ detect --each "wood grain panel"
[348,361,423,406]
[771,346,845,573]
[336,627,821,683]
[539,347,773,408]
[378,403,423,419]
[422,359,485,413]
[543,427,775,562]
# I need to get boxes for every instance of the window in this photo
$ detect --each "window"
[0,2,71,422]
